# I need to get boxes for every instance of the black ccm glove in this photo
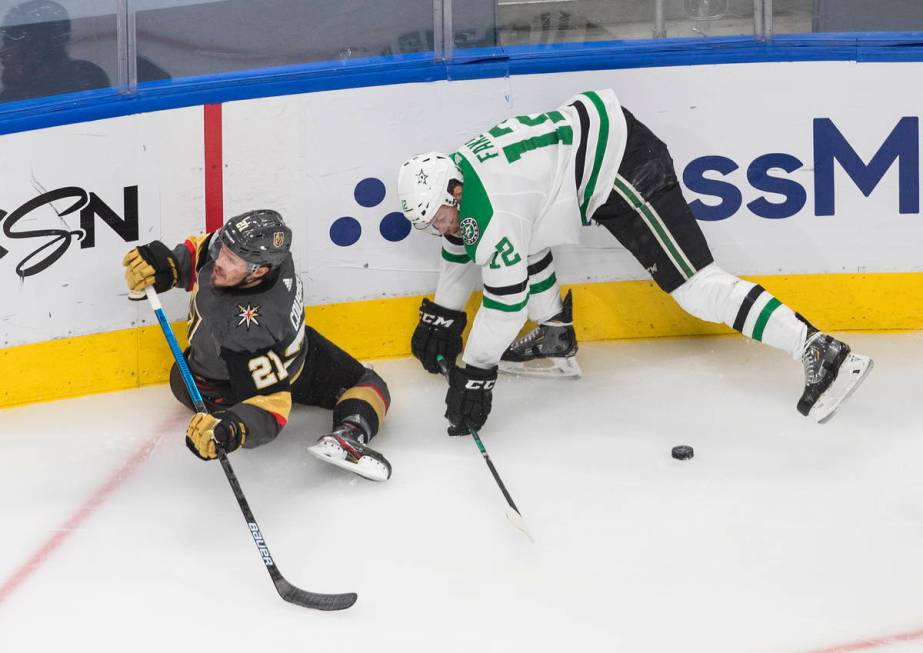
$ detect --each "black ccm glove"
[411,298,467,373]
[445,364,498,436]
[122,241,180,297]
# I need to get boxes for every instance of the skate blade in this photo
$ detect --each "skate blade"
[810,354,874,424]
[307,445,391,482]
[498,356,581,379]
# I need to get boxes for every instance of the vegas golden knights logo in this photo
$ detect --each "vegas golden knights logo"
[273,231,284,248]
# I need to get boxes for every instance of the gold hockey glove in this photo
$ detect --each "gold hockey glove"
[185,410,247,460]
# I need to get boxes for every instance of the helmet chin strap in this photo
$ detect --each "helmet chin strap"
[415,198,459,237]
[413,220,442,237]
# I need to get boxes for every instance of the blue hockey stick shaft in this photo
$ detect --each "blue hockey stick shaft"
[144,286,207,413]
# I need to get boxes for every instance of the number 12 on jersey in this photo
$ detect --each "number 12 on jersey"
[467,111,573,165]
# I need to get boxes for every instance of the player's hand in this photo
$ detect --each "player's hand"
[445,364,497,436]
[411,298,467,373]
[185,410,248,460]
[122,241,180,294]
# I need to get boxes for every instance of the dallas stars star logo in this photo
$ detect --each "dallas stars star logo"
[236,303,261,329]
[416,169,429,185]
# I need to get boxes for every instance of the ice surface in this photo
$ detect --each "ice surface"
[1,333,921,653]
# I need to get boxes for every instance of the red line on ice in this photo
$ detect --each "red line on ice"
[0,417,180,606]
[802,628,923,653]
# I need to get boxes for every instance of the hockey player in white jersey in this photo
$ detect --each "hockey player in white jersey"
[398,89,873,436]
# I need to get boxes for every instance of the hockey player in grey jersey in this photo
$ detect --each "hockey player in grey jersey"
[122,210,392,481]
[398,89,873,436]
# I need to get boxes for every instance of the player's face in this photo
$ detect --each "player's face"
[211,244,251,287]
[431,205,460,236]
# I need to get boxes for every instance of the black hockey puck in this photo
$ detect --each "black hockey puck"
[671,445,694,460]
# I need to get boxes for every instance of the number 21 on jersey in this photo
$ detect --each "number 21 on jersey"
[249,350,288,390]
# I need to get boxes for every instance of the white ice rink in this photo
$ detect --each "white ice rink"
[1,332,922,653]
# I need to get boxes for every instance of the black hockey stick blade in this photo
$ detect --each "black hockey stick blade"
[274,577,357,611]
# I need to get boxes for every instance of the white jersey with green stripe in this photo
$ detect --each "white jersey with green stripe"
[444,89,628,369]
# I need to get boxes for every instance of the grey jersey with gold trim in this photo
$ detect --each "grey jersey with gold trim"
[174,234,307,395]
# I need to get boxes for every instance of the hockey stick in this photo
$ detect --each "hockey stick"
[142,286,357,610]
[436,355,533,541]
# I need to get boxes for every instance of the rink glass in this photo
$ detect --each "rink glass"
[1,1,922,108]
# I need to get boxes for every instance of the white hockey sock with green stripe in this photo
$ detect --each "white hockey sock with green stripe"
[671,263,807,360]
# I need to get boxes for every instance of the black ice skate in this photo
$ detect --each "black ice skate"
[499,290,581,378]
[797,330,873,423]
[307,423,391,482]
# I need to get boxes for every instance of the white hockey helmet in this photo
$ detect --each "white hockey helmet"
[397,152,463,229]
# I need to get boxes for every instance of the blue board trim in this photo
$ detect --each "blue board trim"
[2,32,923,135]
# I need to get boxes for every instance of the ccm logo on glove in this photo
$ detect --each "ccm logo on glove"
[464,379,495,390]
[421,312,457,328]
[411,298,468,374]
